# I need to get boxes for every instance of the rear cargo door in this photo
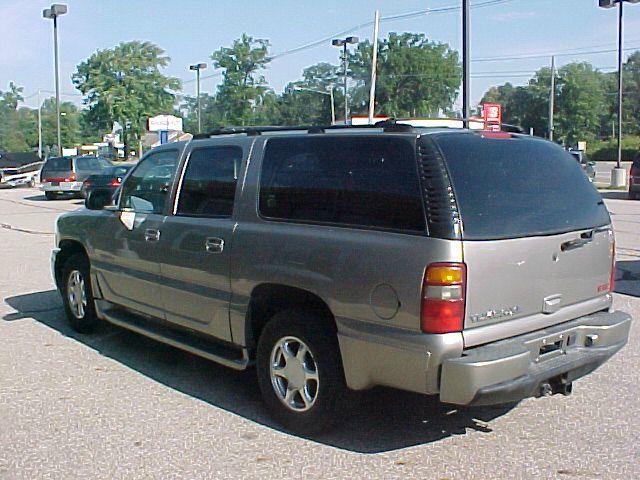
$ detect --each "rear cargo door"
[432,133,613,346]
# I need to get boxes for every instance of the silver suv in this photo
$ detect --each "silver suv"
[52,124,631,433]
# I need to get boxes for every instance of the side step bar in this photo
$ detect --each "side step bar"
[98,304,250,371]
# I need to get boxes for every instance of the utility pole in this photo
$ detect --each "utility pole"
[368,10,380,124]
[462,0,470,128]
[549,56,555,141]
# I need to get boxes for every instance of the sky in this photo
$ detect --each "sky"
[2,0,640,114]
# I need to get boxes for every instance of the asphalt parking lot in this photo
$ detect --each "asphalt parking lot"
[0,186,638,479]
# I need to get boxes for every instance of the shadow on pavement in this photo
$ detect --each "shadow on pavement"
[3,289,514,453]
[615,260,640,298]
[599,191,629,200]
[23,194,82,203]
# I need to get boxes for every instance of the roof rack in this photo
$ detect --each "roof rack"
[191,120,415,139]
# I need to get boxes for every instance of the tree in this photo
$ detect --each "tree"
[73,41,180,157]
[0,82,28,152]
[211,34,271,126]
[348,32,461,118]
[277,63,342,125]
[555,63,607,145]
[623,51,640,136]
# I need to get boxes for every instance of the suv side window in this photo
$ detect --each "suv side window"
[120,150,179,214]
[259,137,425,232]
[176,146,242,217]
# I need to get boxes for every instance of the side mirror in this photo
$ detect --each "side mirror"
[588,161,596,167]
[85,189,115,210]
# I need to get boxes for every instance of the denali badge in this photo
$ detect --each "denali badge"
[470,306,521,323]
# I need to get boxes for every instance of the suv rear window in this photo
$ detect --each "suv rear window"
[433,133,610,240]
[42,157,71,172]
[259,137,425,232]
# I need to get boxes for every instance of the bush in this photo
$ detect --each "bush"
[588,136,640,161]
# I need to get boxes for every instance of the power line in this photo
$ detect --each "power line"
[181,0,520,85]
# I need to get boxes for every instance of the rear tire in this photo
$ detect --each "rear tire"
[45,191,56,200]
[256,309,346,434]
[61,253,99,333]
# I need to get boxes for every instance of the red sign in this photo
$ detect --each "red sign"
[482,103,502,127]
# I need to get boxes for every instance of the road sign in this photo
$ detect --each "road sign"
[148,115,183,132]
[482,103,502,127]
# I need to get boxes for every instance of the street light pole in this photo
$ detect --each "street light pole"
[616,0,624,170]
[37,89,42,159]
[42,4,67,156]
[189,63,207,133]
[598,0,640,186]
[462,0,470,128]
[332,36,359,124]
[293,85,336,125]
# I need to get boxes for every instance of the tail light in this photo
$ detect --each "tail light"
[421,263,466,334]
[83,180,92,187]
[631,164,639,178]
[110,178,122,187]
[610,239,616,293]
[65,173,76,182]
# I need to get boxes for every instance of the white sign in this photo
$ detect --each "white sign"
[148,115,183,132]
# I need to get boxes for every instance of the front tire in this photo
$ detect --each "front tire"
[61,253,99,333]
[256,310,346,434]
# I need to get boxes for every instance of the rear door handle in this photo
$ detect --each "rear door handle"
[205,237,224,253]
[144,229,160,242]
[561,231,594,252]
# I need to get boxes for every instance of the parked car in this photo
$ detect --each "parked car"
[628,152,640,200]
[40,156,112,199]
[0,152,42,188]
[52,124,631,433]
[81,165,132,199]
[568,149,596,182]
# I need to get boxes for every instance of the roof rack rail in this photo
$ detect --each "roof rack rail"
[191,122,415,139]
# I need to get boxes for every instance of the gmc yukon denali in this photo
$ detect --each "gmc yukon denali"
[52,124,632,433]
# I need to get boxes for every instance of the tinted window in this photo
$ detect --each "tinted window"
[433,134,610,240]
[75,157,103,171]
[176,146,242,217]
[42,157,71,172]
[120,150,179,213]
[259,137,425,232]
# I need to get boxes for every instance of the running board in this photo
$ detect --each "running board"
[99,305,249,370]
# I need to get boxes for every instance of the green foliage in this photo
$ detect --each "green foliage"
[73,41,180,154]
[588,135,640,161]
[276,63,341,125]
[0,82,29,152]
[211,34,271,126]
[348,32,461,118]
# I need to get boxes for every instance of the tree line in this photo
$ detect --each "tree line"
[1,33,640,156]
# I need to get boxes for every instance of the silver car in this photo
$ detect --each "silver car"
[51,125,631,433]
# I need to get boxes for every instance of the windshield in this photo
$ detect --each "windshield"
[433,133,610,240]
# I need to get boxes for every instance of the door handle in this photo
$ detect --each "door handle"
[144,229,161,242]
[205,237,224,253]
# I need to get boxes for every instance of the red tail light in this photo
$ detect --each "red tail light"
[110,178,122,187]
[83,180,92,187]
[421,263,466,334]
[631,165,639,177]
[64,173,76,182]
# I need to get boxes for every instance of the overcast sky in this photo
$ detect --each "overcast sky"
[3,0,640,113]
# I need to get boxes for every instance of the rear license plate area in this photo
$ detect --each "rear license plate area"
[51,182,59,186]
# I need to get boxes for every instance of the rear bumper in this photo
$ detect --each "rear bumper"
[41,181,83,192]
[440,310,631,405]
